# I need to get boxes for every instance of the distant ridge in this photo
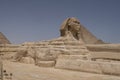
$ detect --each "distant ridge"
[0,32,11,44]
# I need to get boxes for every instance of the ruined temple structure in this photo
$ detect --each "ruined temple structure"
[0,17,120,77]
[0,32,11,44]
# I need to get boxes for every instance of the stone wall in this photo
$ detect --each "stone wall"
[86,44,120,61]
[55,55,120,75]
[0,44,20,59]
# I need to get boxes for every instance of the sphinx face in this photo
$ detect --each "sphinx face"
[65,18,81,40]
[68,18,81,32]
[60,17,81,40]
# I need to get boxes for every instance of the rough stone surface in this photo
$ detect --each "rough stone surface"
[55,55,120,75]
[20,57,35,64]
[87,44,120,61]
[37,61,55,67]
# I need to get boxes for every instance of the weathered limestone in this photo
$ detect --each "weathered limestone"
[20,57,35,64]
[87,44,120,52]
[37,61,55,67]
[55,55,120,75]
[55,55,102,73]
[0,44,20,59]
[87,44,120,61]
[60,17,81,40]
[16,36,90,65]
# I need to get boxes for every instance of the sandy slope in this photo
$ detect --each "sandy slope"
[3,60,120,80]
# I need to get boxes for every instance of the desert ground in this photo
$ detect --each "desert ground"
[3,60,120,80]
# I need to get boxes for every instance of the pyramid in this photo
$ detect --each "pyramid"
[80,25,104,44]
[0,32,11,44]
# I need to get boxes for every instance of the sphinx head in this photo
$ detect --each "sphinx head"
[60,17,81,40]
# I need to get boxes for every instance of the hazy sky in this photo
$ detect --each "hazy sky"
[0,0,120,44]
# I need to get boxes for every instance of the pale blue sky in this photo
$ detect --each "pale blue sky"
[0,0,120,44]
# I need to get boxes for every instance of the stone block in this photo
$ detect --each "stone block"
[20,57,35,64]
[55,58,102,73]
[37,61,55,67]
[55,56,120,75]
